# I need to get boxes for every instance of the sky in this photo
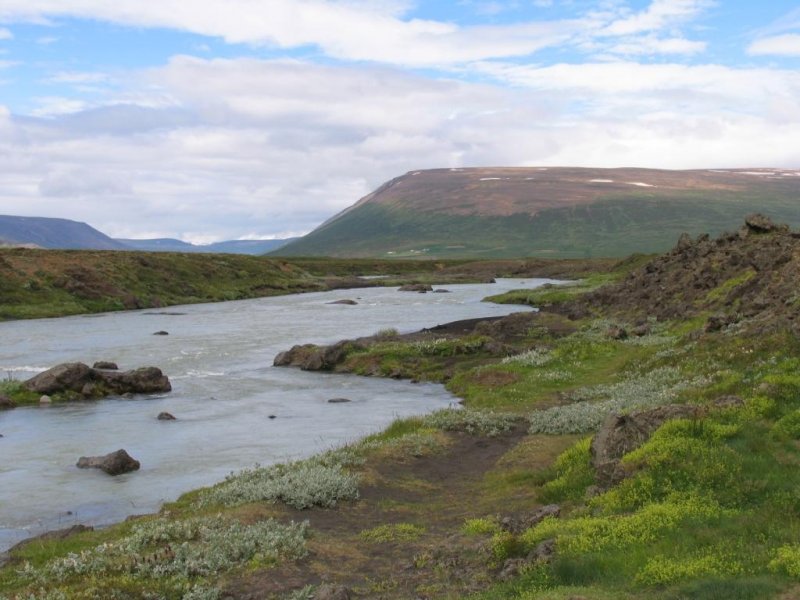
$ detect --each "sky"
[0,1,799,243]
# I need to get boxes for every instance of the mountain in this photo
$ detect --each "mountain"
[117,238,297,255]
[272,167,800,259]
[0,215,128,250]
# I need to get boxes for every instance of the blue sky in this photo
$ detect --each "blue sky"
[0,1,798,242]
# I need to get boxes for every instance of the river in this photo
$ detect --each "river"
[0,278,553,551]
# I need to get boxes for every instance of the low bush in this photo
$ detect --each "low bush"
[423,408,518,437]
[199,462,359,509]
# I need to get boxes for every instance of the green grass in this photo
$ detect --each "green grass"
[272,192,800,259]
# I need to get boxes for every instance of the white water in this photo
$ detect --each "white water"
[0,278,552,550]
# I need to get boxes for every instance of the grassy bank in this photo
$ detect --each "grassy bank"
[0,249,615,321]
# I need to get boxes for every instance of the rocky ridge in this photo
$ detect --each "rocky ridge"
[571,214,800,333]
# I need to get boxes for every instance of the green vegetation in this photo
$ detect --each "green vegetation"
[273,191,800,259]
[9,228,800,598]
[0,249,613,321]
[0,379,40,405]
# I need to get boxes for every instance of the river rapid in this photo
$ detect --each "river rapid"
[0,278,554,551]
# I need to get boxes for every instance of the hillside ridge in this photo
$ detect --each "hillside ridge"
[274,166,800,259]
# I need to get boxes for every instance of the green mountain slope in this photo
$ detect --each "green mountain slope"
[273,167,800,258]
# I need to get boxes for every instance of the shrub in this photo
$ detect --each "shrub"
[21,516,308,584]
[462,517,501,536]
[501,348,553,367]
[359,523,426,543]
[528,367,710,434]
[768,545,800,578]
[770,410,800,440]
[540,437,594,503]
[199,462,359,509]
[522,493,731,556]
[636,551,745,586]
[423,408,518,437]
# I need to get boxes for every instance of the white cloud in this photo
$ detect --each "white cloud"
[0,0,584,67]
[30,96,90,117]
[602,0,713,36]
[1,55,798,242]
[49,71,110,84]
[0,27,13,40]
[748,34,800,58]
[607,35,706,56]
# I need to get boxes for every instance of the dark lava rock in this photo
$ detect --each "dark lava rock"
[529,538,556,563]
[327,398,351,403]
[99,367,172,395]
[0,394,15,410]
[24,363,171,398]
[92,361,118,370]
[24,363,93,395]
[157,411,176,421]
[501,504,560,534]
[315,584,352,600]
[77,449,140,475]
[398,283,433,293]
[704,313,731,333]
[327,299,358,305]
[606,326,628,340]
[591,404,700,488]
[745,213,787,234]
[153,331,169,336]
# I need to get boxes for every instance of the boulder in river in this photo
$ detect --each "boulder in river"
[92,361,119,370]
[327,299,358,305]
[398,283,433,293]
[24,363,171,399]
[153,330,169,336]
[157,411,176,420]
[77,449,140,475]
[25,363,92,395]
[327,398,351,404]
[0,394,15,410]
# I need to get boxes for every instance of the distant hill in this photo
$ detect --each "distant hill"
[272,167,800,259]
[0,216,296,254]
[0,215,128,250]
[117,238,297,255]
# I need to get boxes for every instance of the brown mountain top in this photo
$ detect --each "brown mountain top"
[341,167,800,218]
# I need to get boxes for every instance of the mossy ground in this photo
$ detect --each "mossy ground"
[5,256,800,598]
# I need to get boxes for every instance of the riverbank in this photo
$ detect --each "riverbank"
[6,220,800,598]
[0,248,617,321]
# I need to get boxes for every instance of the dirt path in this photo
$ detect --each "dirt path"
[222,428,573,599]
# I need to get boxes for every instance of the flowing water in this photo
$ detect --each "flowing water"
[0,278,553,551]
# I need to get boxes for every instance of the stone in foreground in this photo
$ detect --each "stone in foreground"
[77,449,140,476]
[24,362,171,399]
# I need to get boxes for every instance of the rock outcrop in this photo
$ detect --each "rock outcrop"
[274,340,367,371]
[77,449,140,475]
[573,217,800,333]
[24,363,171,399]
[591,404,700,488]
